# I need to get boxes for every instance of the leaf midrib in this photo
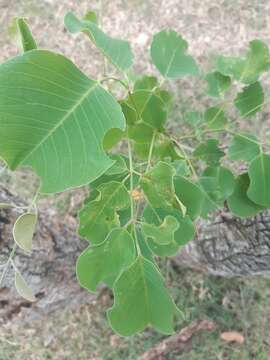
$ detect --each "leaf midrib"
[20,81,99,167]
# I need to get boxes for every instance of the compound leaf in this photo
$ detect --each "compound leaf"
[151,30,198,79]
[76,228,135,292]
[79,181,130,244]
[228,173,265,217]
[247,153,270,206]
[234,81,264,117]
[228,133,260,161]
[13,212,37,251]
[65,12,133,71]
[0,50,125,193]
[108,256,179,336]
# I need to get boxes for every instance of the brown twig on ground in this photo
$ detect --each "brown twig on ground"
[138,319,216,360]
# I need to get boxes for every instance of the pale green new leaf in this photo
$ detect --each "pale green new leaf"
[64,12,133,71]
[151,30,198,79]
[79,181,130,244]
[76,228,135,292]
[228,173,265,217]
[141,215,179,245]
[15,271,36,302]
[228,133,260,161]
[140,162,176,209]
[13,212,37,251]
[234,82,264,117]
[108,256,179,336]
[247,153,270,206]
[0,50,125,193]
[205,71,231,97]
[12,18,37,52]
[217,40,270,84]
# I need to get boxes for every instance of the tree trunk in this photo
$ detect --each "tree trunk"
[1,185,270,323]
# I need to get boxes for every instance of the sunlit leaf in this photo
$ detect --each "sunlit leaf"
[108,256,179,336]
[151,30,198,79]
[12,17,37,52]
[13,212,37,251]
[15,271,36,302]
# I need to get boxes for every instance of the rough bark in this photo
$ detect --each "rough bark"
[1,184,270,323]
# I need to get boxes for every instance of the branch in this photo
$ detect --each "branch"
[138,319,216,360]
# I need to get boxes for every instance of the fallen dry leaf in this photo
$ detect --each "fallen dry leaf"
[220,331,245,344]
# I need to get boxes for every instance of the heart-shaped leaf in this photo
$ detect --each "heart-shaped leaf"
[0,50,125,193]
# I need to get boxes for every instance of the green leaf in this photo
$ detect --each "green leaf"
[203,107,228,130]
[76,228,135,291]
[0,50,125,193]
[83,11,98,25]
[174,176,204,219]
[134,75,158,91]
[228,173,265,217]
[205,71,231,97]
[15,271,36,302]
[193,139,225,165]
[13,212,37,252]
[107,256,179,336]
[143,206,195,248]
[228,133,260,161]
[247,153,270,206]
[142,215,179,245]
[14,18,37,52]
[217,40,270,84]
[103,128,125,151]
[140,162,176,209]
[198,167,234,218]
[105,155,128,176]
[64,12,133,71]
[234,82,264,117]
[185,111,203,127]
[171,160,190,177]
[151,30,198,79]
[79,181,130,244]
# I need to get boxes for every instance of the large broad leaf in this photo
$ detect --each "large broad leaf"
[234,82,264,117]
[193,139,225,166]
[247,153,270,206]
[141,215,179,245]
[150,30,198,79]
[79,181,130,244]
[228,133,260,161]
[64,12,133,71]
[174,176,204,219]
[76,228,135,292]
[107,256,179,336]
[228,173,265,217]
[204,71,231,98]
[217,40,270,84]
[0,50,125,193]
[140,162,176,209]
